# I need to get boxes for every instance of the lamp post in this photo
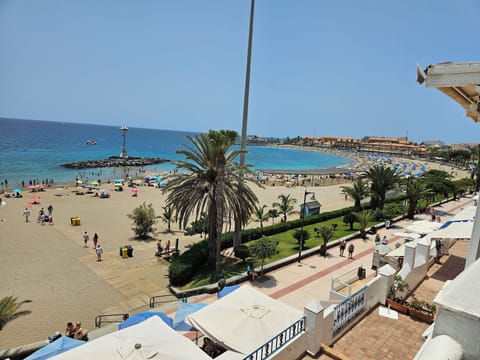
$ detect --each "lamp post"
[299,189,315,263]
[120,126,128,158]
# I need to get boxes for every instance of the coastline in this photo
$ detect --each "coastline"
[0,151,470,350]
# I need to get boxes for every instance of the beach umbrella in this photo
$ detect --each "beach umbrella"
[28,185,36,189]
[218,285,241,298]
[31,195,41,200]
[75,180,82,184]
[13,188,22,193]
[114,183,122,187]
[131,188,138,193]
[173,302,208,331]
[89,181,99,186]
[25,335,85,360]
[118,311,173,330]
[114,179,124,183]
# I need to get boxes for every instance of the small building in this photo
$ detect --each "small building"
[301,200,322,217]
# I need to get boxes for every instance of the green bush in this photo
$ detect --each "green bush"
[168,240,208,286]
[234,245,249,262]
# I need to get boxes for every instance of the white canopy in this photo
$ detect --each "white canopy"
[429,222,473,240]
[406,220,441,235]
[186,285,303,355]
[51,316,211,360]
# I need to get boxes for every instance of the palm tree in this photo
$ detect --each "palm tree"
[341,178,369,209]
[268,208,280,225]
[0,296,32,330]
[405,179,427,219]
[318,226,333,256]
[164,130,258,276]
[422,169,455,202]
[272,194,297,222]
[252,204,269,230]
[160,205,175,232]
[354,209,371,239]
[364,165,401,210]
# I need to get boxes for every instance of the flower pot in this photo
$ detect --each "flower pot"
[409,308,434,324]
[386,298,409,315]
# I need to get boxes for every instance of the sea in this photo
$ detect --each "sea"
[0,118,353,187]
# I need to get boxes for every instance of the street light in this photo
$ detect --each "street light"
[299,189,315,263]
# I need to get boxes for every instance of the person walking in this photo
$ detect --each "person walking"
[23,207,31,223]
[83,231,89,248]
[348,243,355,259]
[339,239,346,257]
[96,244,103,261]
[93,233,99,248]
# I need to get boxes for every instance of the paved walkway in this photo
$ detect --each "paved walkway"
[170,196,474,358]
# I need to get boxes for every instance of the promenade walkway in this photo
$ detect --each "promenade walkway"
[172,195,473,359]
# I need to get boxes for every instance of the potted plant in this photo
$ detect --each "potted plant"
[386,274,410,314]
[408,297,436,324]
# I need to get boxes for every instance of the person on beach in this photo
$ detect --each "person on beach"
[348,243,355,259]
[65,322,75,338]
[93,233,99,248]
[165,239,170,253]
[23,207,31,222]
[47,204,53,216]
[382,235,388,245]
[83,231,89,248]
[73,322,84,340]
[374,233,381,245]
[96,244,103,261]
[339,239,346,257]
[156,240,163,256]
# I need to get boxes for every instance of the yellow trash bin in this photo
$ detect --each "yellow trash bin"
[121,247,128,259]
[71,217,81,226]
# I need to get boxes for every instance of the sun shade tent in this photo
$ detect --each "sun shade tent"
[118,311,173,330]
[186,285,304,355]
[173,302,208,331]
[50,316,211,360]
[25,336,85,360]
[417,61,480,122]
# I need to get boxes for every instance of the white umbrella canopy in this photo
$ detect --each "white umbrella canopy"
[51,316,210,360]
[186,286,303,355]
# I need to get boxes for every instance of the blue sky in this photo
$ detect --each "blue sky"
[1,0,479,144]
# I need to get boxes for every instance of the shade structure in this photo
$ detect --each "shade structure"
[51,316,211,360]
[186,285,303,355]
[25,336,85,360]
[393,232,421,241]
[173,302,207,331]
[406,220,441,235]
[13,188,22,193]
[218,285,240,298]
[119,311,173,330]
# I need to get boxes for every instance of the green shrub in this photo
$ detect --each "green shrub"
[234,245,249,262]
[168,240,208,286]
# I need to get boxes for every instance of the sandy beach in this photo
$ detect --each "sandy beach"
[0,156,469,349]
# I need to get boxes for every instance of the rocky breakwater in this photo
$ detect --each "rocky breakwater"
[61,156,170,169]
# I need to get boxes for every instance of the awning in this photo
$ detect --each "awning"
[417,62,480,122]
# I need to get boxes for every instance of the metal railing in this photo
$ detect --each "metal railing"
[149,294,187,309]
[332,286,367,335]
[243,317,306,360]
[94,313,129,328]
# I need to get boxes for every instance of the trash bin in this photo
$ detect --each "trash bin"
[70,217,80,226]
[357,267,366,280]
[121,247,128,259]
[126,245,133,257]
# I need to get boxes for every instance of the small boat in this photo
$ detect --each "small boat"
[86,140,97,145]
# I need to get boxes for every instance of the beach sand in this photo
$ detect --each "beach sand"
[0,156,469,349]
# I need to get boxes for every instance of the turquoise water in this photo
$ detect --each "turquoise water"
[0,118,352,187]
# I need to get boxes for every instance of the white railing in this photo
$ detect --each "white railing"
[332,286,367,335]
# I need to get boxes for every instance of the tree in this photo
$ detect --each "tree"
[341,178,369,209]
[405,179,427,219]
[164,130,258,277]
[354,210,371,239]
[422,169,455,201]
[249,236,278,276]
[252,204,269,230]
[318,226,333,256]
[127,202,157,238]
[272,194,297,222]
[160,206,175,232]
[268,208,280,225]
[0,296,32,330]
[364,165,401,210]
[343,212,357,230]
